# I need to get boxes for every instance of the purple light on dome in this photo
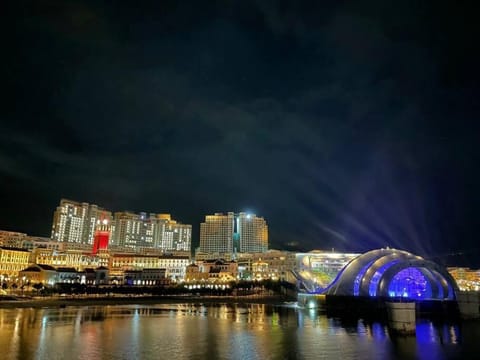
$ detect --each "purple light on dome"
[368,260,400,297]
[353,259,376,296]
[387,267,432,299]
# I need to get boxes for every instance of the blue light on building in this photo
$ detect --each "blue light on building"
[325,248,458,300]
[387,267,432,299]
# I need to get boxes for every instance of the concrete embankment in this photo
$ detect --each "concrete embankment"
[322,295,459,321]
[0,294,292,309]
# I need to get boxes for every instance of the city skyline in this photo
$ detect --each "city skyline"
[51,198,193,253]
[0,184,478,265]
[2,1,480,267]
[5,197,274,254]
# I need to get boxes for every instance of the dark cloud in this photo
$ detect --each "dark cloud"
[2,0,479,266]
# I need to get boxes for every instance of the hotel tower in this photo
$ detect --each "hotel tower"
[199,212,268,255]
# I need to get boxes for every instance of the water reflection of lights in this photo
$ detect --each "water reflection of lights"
[41,314,47,330]
[449,325,459,344]
[357,320,367,337]
[0,304,471,359]
[371,323,388,340]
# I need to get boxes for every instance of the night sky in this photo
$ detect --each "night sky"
[2,1,479,266]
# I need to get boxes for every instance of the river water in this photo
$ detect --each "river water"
[1,302,479,359]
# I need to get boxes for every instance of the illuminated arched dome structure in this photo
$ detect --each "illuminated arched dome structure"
[325,248,458,300]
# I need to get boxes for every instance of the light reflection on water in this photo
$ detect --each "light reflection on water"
[0,303,478,360]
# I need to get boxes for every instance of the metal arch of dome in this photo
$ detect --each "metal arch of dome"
[325,248,458,300]
[376,259,457,300]
[326,248,417,296]
[358,252,420,296]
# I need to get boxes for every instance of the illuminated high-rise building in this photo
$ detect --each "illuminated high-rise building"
[110,212,191,252]
[110,212,155,249]
[199,212,268,254]
[51,199,191,252]
[51,199,112,245]
[237,212,268,253]
[199,212,235,254]
[154,214,192,252]
[92,215,111,255]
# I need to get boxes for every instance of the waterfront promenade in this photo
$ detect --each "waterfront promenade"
[0,293,292,309]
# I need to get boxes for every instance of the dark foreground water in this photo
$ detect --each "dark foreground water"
[1,303,480,360]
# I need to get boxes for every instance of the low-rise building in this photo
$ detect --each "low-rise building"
[185,263,205,282]
[31,248,101,270]
[0,230,27,248]
[186,259,238,283]
[80,267,109,286]
[19,264,57,286]
[19,265,110,287]
[20,236,60,251]
[56,267,80,284]
[158,255,190,281]
[124,268,167,286]
[0,246,31,279]
[109,254,189,281]
[237,250,297,280]
[448,267,480,291]
[110,254,161,273]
